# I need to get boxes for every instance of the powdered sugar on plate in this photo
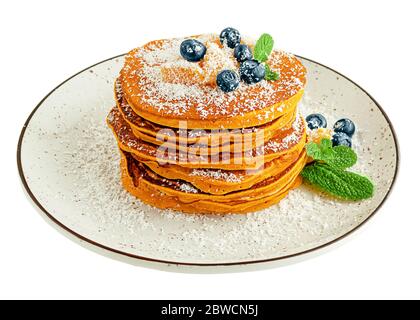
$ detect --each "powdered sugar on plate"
[46,102,379,263]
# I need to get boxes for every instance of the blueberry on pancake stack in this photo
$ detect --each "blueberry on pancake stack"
[107,29,307,214]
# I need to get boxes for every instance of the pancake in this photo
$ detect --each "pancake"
[120,151,305,214]
[119,34,306,129]
[107,106,306,170]
[135,150,301,195]
[115,78,298,152]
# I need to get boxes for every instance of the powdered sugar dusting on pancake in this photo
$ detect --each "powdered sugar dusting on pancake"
[120,34,306,121]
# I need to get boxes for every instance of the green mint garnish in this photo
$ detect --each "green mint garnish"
[302,138,374,201]
[301,163,374,201]
[306,139,357,170]
[264,64,280,81]
[254,33,279,82]
[254,33,274,62]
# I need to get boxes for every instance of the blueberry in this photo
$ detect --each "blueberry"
[220,27,241,48]
[332,132,352,147]
[234,44,253,62]
[239,60,266,84]
[180,39,207,62]
[216,70,240,93]
[305,114,327,130]
[334,118,356,137]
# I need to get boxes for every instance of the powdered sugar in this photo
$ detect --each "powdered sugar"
[179,183,199,194]
[190,169,244,183]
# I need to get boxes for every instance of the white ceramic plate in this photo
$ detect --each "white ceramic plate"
[18,54,398,272]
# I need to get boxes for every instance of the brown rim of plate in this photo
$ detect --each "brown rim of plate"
[17,54,400,267]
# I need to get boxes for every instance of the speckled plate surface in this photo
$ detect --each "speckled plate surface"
[17,54,398,271]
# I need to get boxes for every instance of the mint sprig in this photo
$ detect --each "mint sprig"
[302,139,374,201]
[254,33,279,81]
[301,163,374,201]
[306,139,357,170]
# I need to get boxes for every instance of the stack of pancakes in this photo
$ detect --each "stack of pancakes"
[107,34,307,214]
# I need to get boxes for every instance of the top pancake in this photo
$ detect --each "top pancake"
[120,34,307,130]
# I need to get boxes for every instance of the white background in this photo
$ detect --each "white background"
[1,0,419,300]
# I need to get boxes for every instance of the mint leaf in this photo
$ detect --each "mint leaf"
[264,64,280,81]
[301,163,374,201]
[306,141,324,159]
[305,140,334,163]
[306,139,333,158]
[330,146,357,170]
[320,138,333,150]
[254,34,274,62]
[306,139,357,170]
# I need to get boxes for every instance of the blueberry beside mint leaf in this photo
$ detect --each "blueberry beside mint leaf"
[180,39,207,62]
[234,44,253,62]
[216,70,240,93]
[332,132,352,148]
[333,118,356,137]
[220,28,241,48]
[305,114,327,130]
[239,60,266,84]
